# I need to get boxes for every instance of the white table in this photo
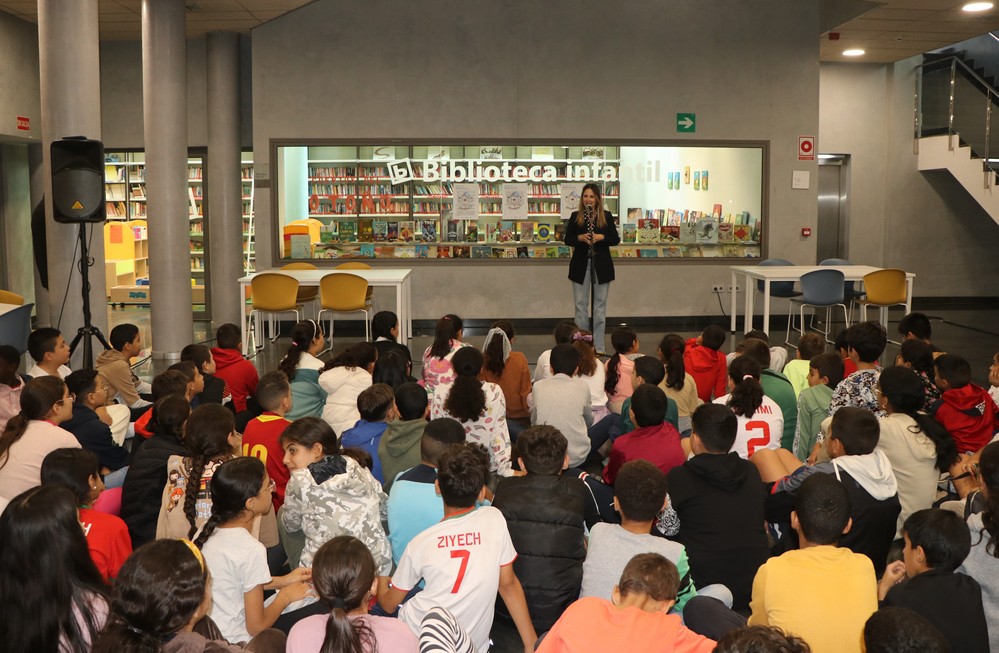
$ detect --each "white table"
[729,265,915,335]
[238,268,413,355]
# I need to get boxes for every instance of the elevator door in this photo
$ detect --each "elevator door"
[816,157,848,262]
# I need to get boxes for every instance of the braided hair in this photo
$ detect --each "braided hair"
[194,457,267,549]
[182,404,236,539]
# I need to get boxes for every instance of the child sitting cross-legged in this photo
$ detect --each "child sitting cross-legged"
[658,334,703,438]
[531,344,593,469]
[537,553,716,653]
[877,508,989,653]
[379,442,538,653]
[932,353,999,458]
[603,384,685,486]
[211,322,260,415]
[714,356,783,460]
[378,382,430,492]
[242,371,293,511]
[618,356,679,436]
[792,353,843,462]
[340,383,397,484]
[685,324,727,403]
[493,425,598,633]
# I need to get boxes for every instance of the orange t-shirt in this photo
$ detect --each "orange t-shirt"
[479,351,532,420]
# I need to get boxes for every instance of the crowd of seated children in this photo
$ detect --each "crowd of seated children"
[749,473,878,653]
[341,383,396,483]
[605,327,640,414]
[531,344,592,469]
[242,370,293,510]
[166,361,203,407]
[535,320,578,383]
[604,383,684,485]
[371,310,414,379]
[63,369,129,488]
[379,381,430,491]
[735,338,797,451]
[27,326,72,379]
[211,322,259,415]
[896,338,941,411]
[432,346,513,479]
[41,447,132,581]
[755,406,901,577]
[878,508,989,652]
[480,320,532,440]
[280,417,391,574]
[658,334,703,437]
[714,356,783,460]
[667,404,770,613]
[582,459,698,611]
[379,443,538,653]
[96,323,150,410]
[318,342,377,437]
[386,417,467,565]
[181,343,231,408]
[685,324,727,403]
[422,314,471,398]
[537,553,716,653]
[875,366,959,538]
[0,345,25,433]
[793,352,843,462]
[493,425,594,632]
[783,332,825,398]
[278,320,327,421]
[0,375,79,501]
[726,330,789,374]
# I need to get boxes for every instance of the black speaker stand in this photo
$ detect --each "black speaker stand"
[68,223,111,369]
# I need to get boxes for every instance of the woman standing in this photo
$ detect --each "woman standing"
[565,183,619,354]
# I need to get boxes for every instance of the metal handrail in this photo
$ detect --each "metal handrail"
[915,55,999,101]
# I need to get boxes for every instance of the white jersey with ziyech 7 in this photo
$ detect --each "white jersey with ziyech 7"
[392,505,517,653]
[713,394,784,459]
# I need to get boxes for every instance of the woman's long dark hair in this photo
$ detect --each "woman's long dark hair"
[0,485,108,653]
[322,342,377,373]
[372,349,408,391]
[659,333,687,391]
[574,183,607,229]
[727,356,764,418]
[92,539,208,653]
[605,327,637,394]
[280,416,341,455]
[444,347,486,422]
[879,366,958,471]
[483,320,514,378]
[313,536,378,653]
[0,376,66,469]
[194,457,268,549]
[183,404,236,539]
[371,311,398,342]
[429,314,463,360]
[279,319,322,381]
[976,442,999,557]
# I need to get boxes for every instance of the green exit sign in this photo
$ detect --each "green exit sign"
[676,113,696,133]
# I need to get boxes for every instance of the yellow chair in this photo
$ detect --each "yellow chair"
[318,272,371,343]
[248,273,303,348]
[0,290,25,305]
[281,262,320,316]
[335,261,375,304]
[858,269,908,342]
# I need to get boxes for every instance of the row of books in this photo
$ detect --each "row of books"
[624,219,759,245]
[309,243,760,260]
[315,219,568,244]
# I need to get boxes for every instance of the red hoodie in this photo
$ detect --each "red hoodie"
[684,338,727,403]
[932,383,999,453]
[211,347,259,413]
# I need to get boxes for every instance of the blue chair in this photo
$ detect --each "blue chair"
[0,303,34,356]
[786,270,850,346]
[756,259,803,298]
[820,258,865,321]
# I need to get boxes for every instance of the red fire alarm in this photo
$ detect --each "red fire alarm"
[829,32,840,41]
[801,227,812,237]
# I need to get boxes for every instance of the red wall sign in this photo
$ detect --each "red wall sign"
[16,116,29,131]
[798,136,815,161]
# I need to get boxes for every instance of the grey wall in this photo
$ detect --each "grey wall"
[251,0,821,321]
[820,59,999,296]
[0,12,40,142]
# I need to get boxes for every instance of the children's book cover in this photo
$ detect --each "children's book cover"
[339,220,357,243]
[472,246,491,259]
[554,222,565,242]
[557,246,570,258]
[485,223,498,242]
[535,223,553,242]
[638,248,659,258]
[372,221,388,242]
[358,219,374,242]
[436,246,451,258]
[679,222,697,244]
[399,221,415,242]
[319,224,338,243]
[662,224,680,242]
[359,243,375,257]
[491,248,506,258]
[446,219,460,242]
[545,247,559,258]
[420,220,438,242]
[516,246,529,258]
[531,246,547,258]
[375,246,396,258]
[626,207,642,223]
[637,218,660,243]
[386,221,399,241]
[503,248,517,258]
[453,246,470,258]
[695,217,718,244]
[717,222,733,242]
[664,245,685,257]
[622,224,637,243]
[395,246,415,258]
[498,221,515,242]
[415,245,429,258]
[517,222,534,242]
[465,223,479,243]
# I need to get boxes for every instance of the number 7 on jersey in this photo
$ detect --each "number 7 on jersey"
[450,549,470,593]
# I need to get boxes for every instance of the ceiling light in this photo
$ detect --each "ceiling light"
[963,2,994,12]
[843,49,865,57]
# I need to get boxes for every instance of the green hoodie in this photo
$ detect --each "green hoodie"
[378,418,427,492]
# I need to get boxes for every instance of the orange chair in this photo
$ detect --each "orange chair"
[335,261,375,304]
[248,273,303,348]
[0,290,25,305]
[318,273,371,343]
[281,262,320,316]
[858,269,908,343]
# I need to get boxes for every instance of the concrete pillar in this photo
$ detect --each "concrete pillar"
[142,0,191,359]
[38,0,107,365]
[206,31,243,327]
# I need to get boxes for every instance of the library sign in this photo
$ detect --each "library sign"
[388,158,664,185]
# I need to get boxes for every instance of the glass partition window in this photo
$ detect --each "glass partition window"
[274,142,764,260]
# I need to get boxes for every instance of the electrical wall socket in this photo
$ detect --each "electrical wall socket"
[711,285,725,292]
[712,285,742,293]
[729,285,741,292]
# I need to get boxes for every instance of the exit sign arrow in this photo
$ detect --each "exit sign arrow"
[676,113,696,133]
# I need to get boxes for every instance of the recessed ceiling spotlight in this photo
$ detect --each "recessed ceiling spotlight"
[963,2,994,12]
[843,49,866,56]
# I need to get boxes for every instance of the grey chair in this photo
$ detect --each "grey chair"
[786,270,850,347]
[0,303,34,356]
[819,258,865,322]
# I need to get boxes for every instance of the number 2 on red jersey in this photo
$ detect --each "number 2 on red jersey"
[450,549,470,593]
[745,421,772,457]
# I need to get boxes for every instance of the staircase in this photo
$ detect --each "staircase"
[917,134,999,222]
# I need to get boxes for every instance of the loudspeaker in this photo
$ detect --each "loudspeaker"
[51,137,105,224]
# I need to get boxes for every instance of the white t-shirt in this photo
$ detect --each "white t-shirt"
[578,363,608,410]
[713,394,784,459]
[393,506,516,653]
[202,526,272,644]
[26,363,72,379]
[534,349,552,383]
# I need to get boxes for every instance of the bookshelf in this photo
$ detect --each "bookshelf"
[242,159,255,274]
[278,143,763,261]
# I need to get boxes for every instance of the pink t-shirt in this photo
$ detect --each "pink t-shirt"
[0,420,81,500]
[0,376,24,433]
[606,355,636,406]
[287,613,418,653]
